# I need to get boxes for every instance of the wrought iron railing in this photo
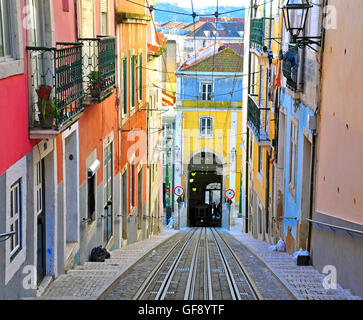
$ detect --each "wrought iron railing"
[79,36,116,102]
[248,95,261,136]
[250,18,266,49]
[248,94,270,143]
[283,44,299,91]
[27,43,84,131]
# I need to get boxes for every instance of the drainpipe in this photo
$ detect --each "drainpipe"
[74,0,79,40]
[307,0,327,254]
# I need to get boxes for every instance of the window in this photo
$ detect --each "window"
[9,180,22,261]
[200,117,213,138]
[122,170,128,240]
[130,55,136,109]
[0,1,23,78]
[122,58,127,116]
[130,163,136,208]
[249,134,253,160]
[88,173,96,222]
[0,0,11,59]
[289,120,298,195]
[100,0,108,35]
[201,82,213,101]
[257,146,263,175]
[138,53,142,101]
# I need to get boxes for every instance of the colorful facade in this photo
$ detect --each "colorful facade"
[312,0,363,297]
[175,45,244,228]
[0,0,163,299]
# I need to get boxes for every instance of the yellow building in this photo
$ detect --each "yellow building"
[242,0,283,242]
[175,44,244,228]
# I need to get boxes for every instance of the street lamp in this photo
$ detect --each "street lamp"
[281,0,321,50]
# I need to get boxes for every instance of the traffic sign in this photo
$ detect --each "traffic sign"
[174,186,185,197]
[225,189,235,200]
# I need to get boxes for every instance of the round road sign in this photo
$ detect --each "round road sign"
[174,186,185,197]
[225,189,235,200]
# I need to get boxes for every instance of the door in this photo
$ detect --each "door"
[103,143,113,246]
[122,170,128,240]
[137,169,143,230]
[35,159,46,285]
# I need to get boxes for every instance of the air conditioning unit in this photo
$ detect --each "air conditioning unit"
[307,115,317,131]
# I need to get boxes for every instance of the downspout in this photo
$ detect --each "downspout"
[74,0,79,40]
[307,0,327,254]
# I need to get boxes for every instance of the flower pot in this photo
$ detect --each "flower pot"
[38,101,55,128]
[91,88,99,98]
[39,114,55,128]
[37,85,52,101]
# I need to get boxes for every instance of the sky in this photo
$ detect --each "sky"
[155,0,250,9]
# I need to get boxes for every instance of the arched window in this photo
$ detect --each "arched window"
[199,116,213,138]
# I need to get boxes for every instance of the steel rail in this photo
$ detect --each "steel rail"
[205,227,213,300]
[132,228,197,300]
[158,228,203,300]
[213,228,262,300]
[183,227,203,300]
[210,228,241,300]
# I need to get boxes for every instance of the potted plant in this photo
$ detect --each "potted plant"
[37,84,52,101]
[88,70,100,97]
[39,98,62,128]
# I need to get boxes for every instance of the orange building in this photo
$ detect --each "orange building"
[116,0,151,245]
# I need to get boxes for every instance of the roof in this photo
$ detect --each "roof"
[155,31,165,46]
[220,43,244,56]
[183,21,206,32]
[199,17,245,23]
[186,22,244,38]
[180,47,243,73]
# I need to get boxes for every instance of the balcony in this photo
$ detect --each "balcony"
[79,37,116,104]
[247,95,270,146]
[250,18,266,50]
[27,43,84,139]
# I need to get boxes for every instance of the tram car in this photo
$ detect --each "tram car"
[193,205,210,227]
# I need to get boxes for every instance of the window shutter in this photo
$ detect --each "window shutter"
[139,53,142,101]
[81,0,94,38]
[123,58,127,115]
[100,0,108,13]
[131,55,135,107]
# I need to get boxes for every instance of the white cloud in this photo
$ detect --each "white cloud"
[155,0,249,9]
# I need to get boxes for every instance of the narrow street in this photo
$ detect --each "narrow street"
[35,221,360,301]
[0,0,362,304]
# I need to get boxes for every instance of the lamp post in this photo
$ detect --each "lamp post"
[281,0,321,50]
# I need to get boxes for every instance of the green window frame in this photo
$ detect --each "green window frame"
[130,55,135,108]
[138,53,142,101]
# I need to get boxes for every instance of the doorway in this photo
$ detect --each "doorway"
[35,159,46,285]
[103,143,113,247]
[187,152,223,227]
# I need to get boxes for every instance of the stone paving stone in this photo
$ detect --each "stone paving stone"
[38,228,179,300]
[229,219,362,300]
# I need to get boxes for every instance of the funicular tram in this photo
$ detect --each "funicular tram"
[189,182,222,227]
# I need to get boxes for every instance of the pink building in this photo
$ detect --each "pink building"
[0,0,119,299]
[312,0,363,297]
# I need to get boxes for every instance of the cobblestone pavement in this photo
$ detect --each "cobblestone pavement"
[229,218,362,300]
[106,228,295,300]
[36,228,179,300]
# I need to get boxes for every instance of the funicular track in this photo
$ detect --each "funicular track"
[133,227,262,300]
